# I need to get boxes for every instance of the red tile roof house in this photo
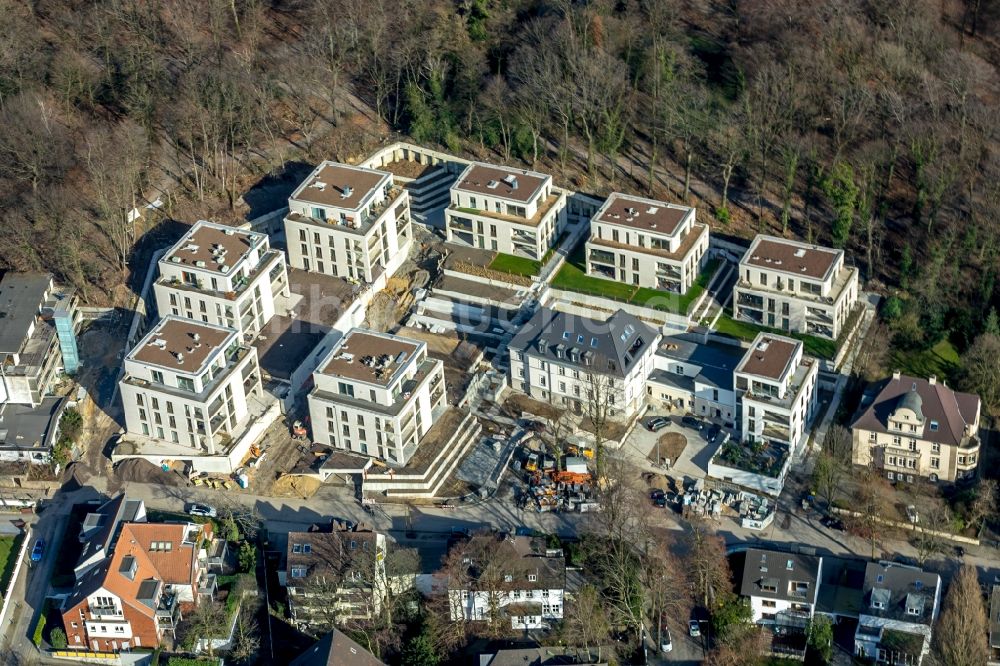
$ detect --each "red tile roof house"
[61,520,217,652]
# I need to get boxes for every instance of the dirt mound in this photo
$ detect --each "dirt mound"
[270,474,321,499]
[649,432,688,466]
[115,459,188,487]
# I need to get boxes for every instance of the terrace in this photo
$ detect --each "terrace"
[552,238,719,315]
[449,191,562,228]
[714,440,789,479]
[311,359,442,417]
[736,263,858,306]
[157,249,284,299]
[286,185,406,236]
[715,314,837,360]
[588,221,708,262]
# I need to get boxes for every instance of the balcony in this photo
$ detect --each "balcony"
[736,307,765,325]
[198,572,218,597]
[762,423,791,442]
[655,276,682,293]
[588,248,616,265]
[738,292,765,309]
[160,250,283,300]
[512,229,537,244]
[656,264,682,279]
[806,308,833,324]
[448,216,474,233]
[88,605,124,620]
[156,592,181,630]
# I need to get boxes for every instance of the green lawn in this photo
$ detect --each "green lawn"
[0,535,19,595]
[714,314,838,360]
[551,246,720,315]
[488,253,542,277]
[551,258,638,302]
[890,338,960,381]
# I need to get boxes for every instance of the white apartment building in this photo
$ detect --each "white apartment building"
[445,162,567,260]
[118,316,263,460]
[449,535,566,630]
[851,372,981,484]
[740,549,822,627]
[285,161,413,283]
[508,308,660,419]
[307,329,446,466]
[646,337,744,424]
[734,333,819,454]
[734,235,860,340]
[154,221,289,338]
[0,272,81,406]
[585,193,709,293]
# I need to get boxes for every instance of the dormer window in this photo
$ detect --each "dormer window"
[504,574,513,583]
[528,574,537,582]
[907,606,921,616]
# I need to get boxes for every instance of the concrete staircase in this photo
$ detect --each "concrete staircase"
[362,411,482,499]
[405,167,457,219]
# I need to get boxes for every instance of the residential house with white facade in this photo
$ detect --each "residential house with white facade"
[739,553,942,665]
[646,336,744,424]
[307,329,446,466]
[851,372,981,484]
[445,162,567,260]
[740,549,822,628]
[285,161,413,283]
[283,525,388,631]
[508,308,660,419]
[448,535,566,630]
[154,221,289,338]
[734,333,819,454]
[733,235,859,340]
[584,193,709,294]
[117,316,264,471]
[0,272,80,406]
[853,562,940,665]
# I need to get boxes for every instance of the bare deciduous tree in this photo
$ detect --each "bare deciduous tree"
[84,121,149,275]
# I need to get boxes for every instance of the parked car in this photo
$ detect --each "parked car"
[660,627,673,653]
[821,515,846,531]
[186,503,217,518]
[653,495,668,508]
[906,505,919,524]
[681,416,704,430]
[689,620,701,637]
[650,488,665,500]
[30,539,44,563]
[707,425,721,442]
[646,416,669,432]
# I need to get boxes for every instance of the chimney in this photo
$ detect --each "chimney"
[892,370,901,381]
[928,375,936,385]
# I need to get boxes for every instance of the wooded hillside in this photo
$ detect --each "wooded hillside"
[1,0,999,383]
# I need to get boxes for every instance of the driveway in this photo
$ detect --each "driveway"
[621,416,725,483]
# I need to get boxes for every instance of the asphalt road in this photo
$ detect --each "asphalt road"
[4,452,998,662]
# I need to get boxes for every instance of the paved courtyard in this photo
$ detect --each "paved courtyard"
[619,414,727,483]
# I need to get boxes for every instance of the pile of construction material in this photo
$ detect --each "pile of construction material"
[520,456,598,513]
[680,479,775,529]
[738,493,775,530]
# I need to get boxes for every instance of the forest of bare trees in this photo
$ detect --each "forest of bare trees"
[1,0,999,376]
